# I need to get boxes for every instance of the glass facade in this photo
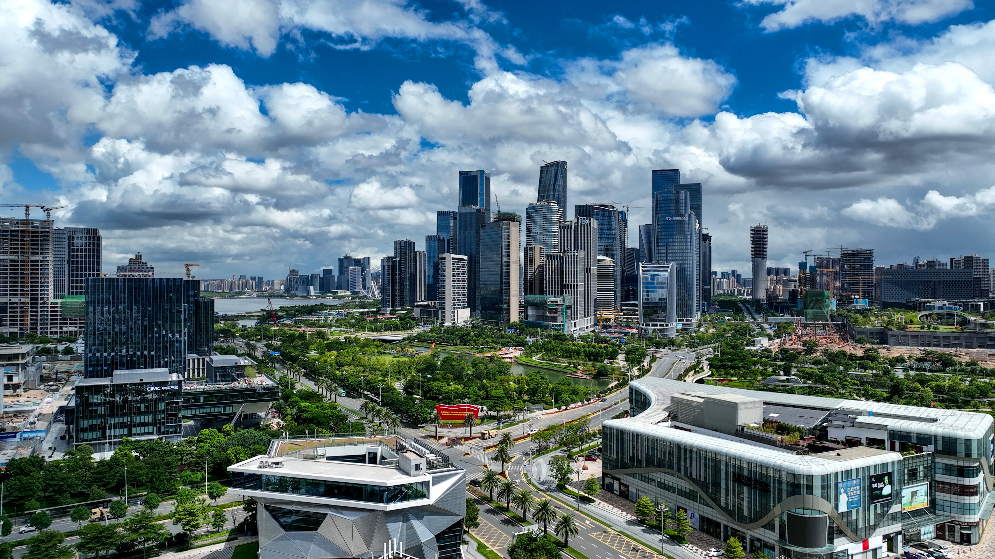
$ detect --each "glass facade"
[84,278,212,378]
[525,201,561,253]
[639,263,676,335]
[425,234,447,301]
[74,377,182,444]
[232,472,430,505]
[456,206,487,312]
[478,217,520,325]
[576,204,627,308]
[651,170,702,321]
[537,161,567,219]
[458,170,490,211]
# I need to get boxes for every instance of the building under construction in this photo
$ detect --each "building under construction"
[750,224,768,301]
[840,248,874,304]
[0,215,55,336]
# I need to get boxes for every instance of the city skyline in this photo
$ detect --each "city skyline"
[2,1,995,279]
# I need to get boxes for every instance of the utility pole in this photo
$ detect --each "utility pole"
[124,464,128,505]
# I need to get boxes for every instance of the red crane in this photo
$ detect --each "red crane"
[267,298,279,325]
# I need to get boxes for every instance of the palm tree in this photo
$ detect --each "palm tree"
[499,432,513,449]
[383,412,400,435]
[554,513,580,547]
[497,480,516,510]
[532,499,556,534]
[327,380,340,403]
[463,413,477,437]
[480,470,500,502]
[493,445,512,474]
[512,488,536,522]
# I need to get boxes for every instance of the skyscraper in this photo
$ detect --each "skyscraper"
[651,169,701,323]
[559,217,598,332]
[524,245,545,297]
[425,234,448,301]
[537,161,567,219]
[478,213,520,325]
[380,257,398,310]
[117,252,154,277]
[438,253,469,326]
[639,224,654,264]
[525,201,562,253]
[52,227,102,298]
[597,256,617,311]
[436,210,458,253]
[950,254,991,299]
[415,250,427,302]
[750,225,768,301]
[840,248,875,303]
[337,255,370,291]
[700,232,712,304]
[458,170,491,214]
[0,214,54,336]
[576,204,627,309]
[639,262,677,337]
[392,239,418,307]
[456,206,488,313]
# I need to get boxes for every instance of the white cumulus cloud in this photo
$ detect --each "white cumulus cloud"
[741,0,972,32]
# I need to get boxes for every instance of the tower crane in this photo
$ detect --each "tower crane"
[184,263,200,279]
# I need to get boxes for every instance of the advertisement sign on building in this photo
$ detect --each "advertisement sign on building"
[921,525,935,540]
[837,479,862,512]
[902,483,930,511]
[688,510,699,530]
[434,404,480,422]
[869,472,894,504]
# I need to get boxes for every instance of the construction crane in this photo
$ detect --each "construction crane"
[0,204,65,334]
[184,263,199,279]
[266,298,279,325]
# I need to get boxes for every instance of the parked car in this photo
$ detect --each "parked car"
[18,526,36,534]
[469,479,482,487]
[707,548,722,557]
[584,456,598,461]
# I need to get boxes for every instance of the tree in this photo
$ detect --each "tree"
[207,481,227,503]
[554,513,580,547]
[634,496,654,524]
[499,432,513,449]
[493,445,512,474]
[582,477,600,497]
[532,500,556,534]
[124,510,169,559]
[511,488,536,522]
[109,499,128,519]
[549,456,573,488]
[724,537,746,559]
[24,530,74,559]
[0,516,9,538]
[673,509,692,541]
[75,523,121,559]
[802,339,819,355]
[463,413,477,437]
[172,493,207,540]
[143,492,161,511]
[210,509,227,532]
[508,532,559,559]
[464,499,479,533]
[29,511,53,530]
[70,506,90,528]
[480,470,500,501]
[497,480,516,510]
[751,551,769,559]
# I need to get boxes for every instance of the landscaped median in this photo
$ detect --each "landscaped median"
[466,532,503,559]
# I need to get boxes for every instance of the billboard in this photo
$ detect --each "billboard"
[688,510,699,530]
[869,472,894,505]
[902,483,930,511]
[435,404,480,422]
[837,479,862,512]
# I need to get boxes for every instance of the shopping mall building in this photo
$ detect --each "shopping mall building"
[603,378,994,559]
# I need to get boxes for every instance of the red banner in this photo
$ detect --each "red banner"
[436,404,480,422]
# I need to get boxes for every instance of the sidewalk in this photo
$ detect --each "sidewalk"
[156,537,257,559]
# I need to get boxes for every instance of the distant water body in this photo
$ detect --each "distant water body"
[213,297,344,315]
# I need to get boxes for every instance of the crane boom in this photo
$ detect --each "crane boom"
[267,298,279,325]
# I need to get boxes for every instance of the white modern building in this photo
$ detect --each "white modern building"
[604,378,995,559]
[438,254,469,326]
[230,436,466,559]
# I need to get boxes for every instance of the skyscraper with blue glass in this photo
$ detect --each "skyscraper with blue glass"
[537,161,567,219]
[575,204,627,310]
[458,170,490,214]
[651,169,702,324]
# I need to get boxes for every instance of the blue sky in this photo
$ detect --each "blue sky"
[2,0,995,279]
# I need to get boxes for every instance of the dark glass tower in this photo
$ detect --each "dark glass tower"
[575,204,627,309]
[652,169,702,322]
[53,227,102,298]
[84,277,213,379]
[456,207,487,312]
[458,170,491,214]
[436,210,458,253]
[537,161,567,220]
[478,214,520,325]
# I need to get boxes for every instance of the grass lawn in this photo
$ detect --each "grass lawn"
[230,542,258,559]
[467,534,503,559]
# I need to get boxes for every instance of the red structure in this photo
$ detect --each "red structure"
[435,404,480,421]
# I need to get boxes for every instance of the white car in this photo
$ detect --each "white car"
[18,525,37,534]
[707,548,722,557]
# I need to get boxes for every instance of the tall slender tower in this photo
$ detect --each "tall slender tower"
[750,225,768,301]
[651,169,701,323]
[537,161,567,220]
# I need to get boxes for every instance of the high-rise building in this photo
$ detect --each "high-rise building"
[415,250,427,302]
[537,161,568,219]
[622,246,639,303]
[438,253,469,326]
[652,169,701,323]
[320,268,335,292]
[436,210,458,253]
[840,249,875,303]
[524,245,545,297]
[558,217,598,332]
[700,232,712,304]
[456,206,487,312]
[425,234,448,301]
[525,201,562,253]
[380,257,398,310]
[285,268,302,295]
[638,262,677,337]
[458,170,491,214]
[576,204,627,309]
[0,215,54,336]
[52,227,102,298]
[478,214,520,325]
[346,266,363,292]
[337,256,370,291]
[750,225,768,301]
[386,240,418,308]
[83,277,214,379]
[639,224,654,264]
[597,256,617,311]
[950,254,991,299]
[117,252,154,277]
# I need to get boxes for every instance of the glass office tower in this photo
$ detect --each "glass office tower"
[457,207,488,313]
[478,214,520,325]
[525,201,562,253]
[537,161,568,219]
[638,263,677,337]
[436,210,458,253]
[458,170,491,213]
[652,169,702,324]
[576,204,627,309]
